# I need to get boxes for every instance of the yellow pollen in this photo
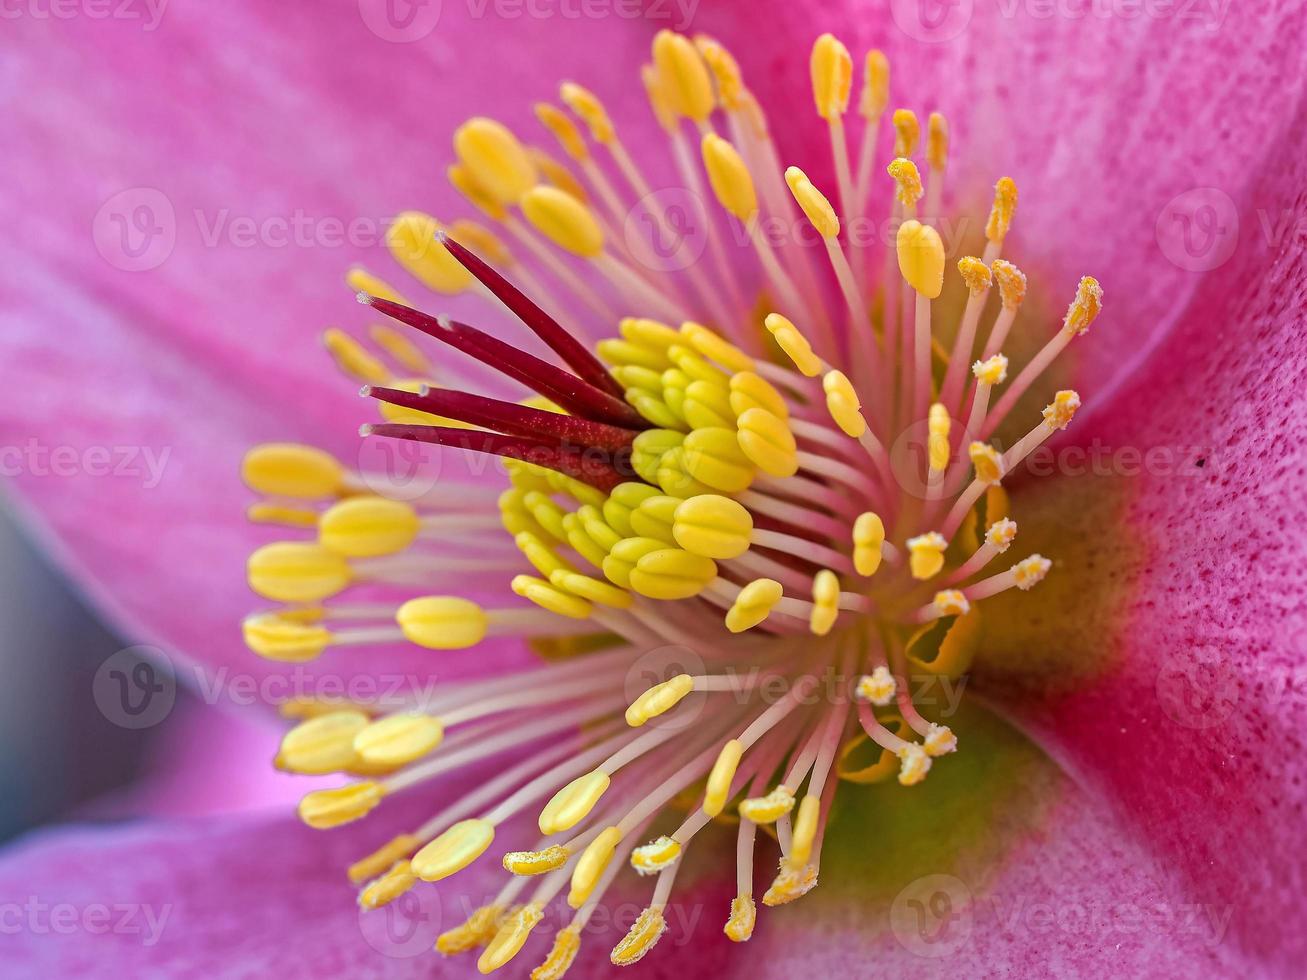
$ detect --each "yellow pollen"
[631,835,682,875]
[681,320,754,373]
[568,825,622,908]
[279,710,368,775]
[437,904,504,956]
[478,902,544,974]
[532,925,582,980]
[1063,276,1104,335]
[448,163,509,221]
[725,578,783,633]
[298,781,384,830]
[318,496,420,558]
[531,149,590,205]
[412,818,496,882]
[933,590,971,618]
[855,666,897,706]
[895,218,944,298]
[551,570,633,609]
[610,906,667,966]
[892,108,919,158]
[859,49,890,119]
[991,258,1026,309]
[729,370,788,419]
[787,795,820,869]
[652,29,715,122]
[453,117,537,206]
[810,33,852,121]
[725,895,756,942]
[243,612,332,663]
[897,744,932,786]
[539,770,610,834]
[1042,389,1082,431]
[969,442,1005,485]
[762,861,818,906]
[1014,554,1053,590]
[672,494,752,559]
[701,133,758,222]
[680,426,754,493]
[764,313,822,377]
[349,833,421,885]
[513,575,594,619]
[784,166,840,238]
[957,255,992,295]
[925,723,958,757]
[853,512,886,576]
[247,542,351,603]
[353,712,444,768]
[694,35,745,110]
[640,63,679,133]
[521,185,604,258]
[246,501,318,529]
[987,517,1018,552]
[534,103,589,161]
[973,353,1009,386]
[810,569,840,636]
[985,176,1018,244]
[626,673,695,727]
[704,739,744,817]
[358,860,417,910]
[887,157,923,209]
[629,546,718,601]
[928,403,951,472]
[396,596,489,649]
[739,785,795,824]
[822,369,866,438]
[907,532,948,581]
[557,85,613,149]
[503,844,570,876]
[345,265,406,305]
[736,407,799,477]
[927,111,948,171]
[241,443,344,499]
[388,211,474,295]
[322,327,387,383]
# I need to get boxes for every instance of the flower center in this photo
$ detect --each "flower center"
[239,28,1102,975]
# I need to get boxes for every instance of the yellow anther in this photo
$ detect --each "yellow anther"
[346,265,406,305]
[396,596,489,649]
[969,442,1005,485]
[517,530,574,578]
[822,369,866,438]
[933,589,971,617]
[985,176,1018,244]
[448,218,513,268]
[925,723,958,757]
[682,426,754,493]
[559,82,614,143]
[279,710,368,775]
[668,342,730,387]
[568,826,622,908]
[600,339,671,372]
[987,517,1018,552]
[682,379,734,430]
[810,33,852,120]
[552,570,633,610]
[354,712,444,768]
[737,408,799,477]
[896,218,945,297]
[626,673,695,727]
[629,429,682,484]
[654,448,711,498]
[810,569,840,636]
[907,531,948,581]
[521,185,604,258]
[640,63,679,133]
[973,353,1009,386]
[788,795,820,868]
[1043,389,1082,430]
[927,111,948,171]
[242,443,344,499]
[763,862,818,906]
[928,403,951,472]
[729,371,787,419]
[535,103,589,161]
[764,313,822,376]
[1014,554,1053,590]
[512,575,594,619]
[991,259,1026,309]
[892,108,920,157]
[887,157,923,209]
[725,578,783,633]
[370,378,450,427]
[897,744,932,786]
[604,481,661,536]
[1063,276,1104,336]
[478,902,544,974]
[629,547,718,600]
[243,612,332,663]
[248,542,351,603]
[358,860,417,910]
[681,321,753,373]
[448,163,509,221]
[701,133,758,222]
[703,738,744,817]
[784,166,840,238]
[388,211,474,294]
[318,496,420,558]
[855,666,897,706]
[628,494,680,542]
[860,49,890,119]
[503,844,570,876]
[852,512,886,577]
[530,147,590,204]
[349,833,421,885]
[652,29,715,122]
[412,818,495,882]
[725,895,756,943]
[437,904,504,956]
[601,536,664,589]
[298,781,383,830]
[540,770,610,835]
[694,35,745,109]
[576,504,622,552]
[738,785,794,824]
[631,836,681,875]
[620,316,681,352]
[532,925,582,980]
[323,327,387,383]
[672,495,752,559]
[453,117,537,206]
[957,256,991,295]
[610,906,667,966]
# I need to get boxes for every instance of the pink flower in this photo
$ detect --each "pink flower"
[2,1,1304,976]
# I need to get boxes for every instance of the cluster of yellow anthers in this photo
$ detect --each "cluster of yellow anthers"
[241,29,1101,976]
